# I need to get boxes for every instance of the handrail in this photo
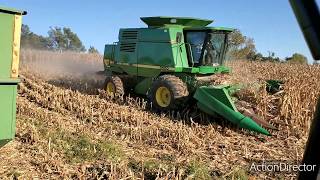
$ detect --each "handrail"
[186,43,194,67]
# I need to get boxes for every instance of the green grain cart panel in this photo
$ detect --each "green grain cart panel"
[0,6,26,147]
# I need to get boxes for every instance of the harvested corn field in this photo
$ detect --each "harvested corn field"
[1,50,319,179]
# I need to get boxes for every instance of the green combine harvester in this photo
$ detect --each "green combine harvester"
[0,6,26,147]
[103,17,273,135]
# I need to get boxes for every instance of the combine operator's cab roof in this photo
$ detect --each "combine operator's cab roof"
[140,16,213,28]
[140,16,234,31]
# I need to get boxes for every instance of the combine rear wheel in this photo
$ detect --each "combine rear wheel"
[148,75,189,111]
[103,75,124,96]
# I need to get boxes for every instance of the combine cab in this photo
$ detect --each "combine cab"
[0,6,26,147]
[103,16,272,135]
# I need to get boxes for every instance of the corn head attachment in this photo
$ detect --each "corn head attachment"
[194,85,271,135]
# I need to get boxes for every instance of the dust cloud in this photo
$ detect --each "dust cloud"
[20,49,104,78]
[19,49,106,93]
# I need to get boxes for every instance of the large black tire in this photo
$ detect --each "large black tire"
[148,75,189,111]
[103,75,125,96]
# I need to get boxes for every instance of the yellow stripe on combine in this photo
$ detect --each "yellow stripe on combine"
[11,15,22,78]
[116,62,175,71]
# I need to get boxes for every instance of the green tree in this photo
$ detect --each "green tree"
[21,24,49,50]
[253,53,263,61]
[63,27,86,51]
[228,29,256,60]
[286,53,308,64]
[264,51,280,62]
[88,46,99,54]
[47,27,65,51]
[21,24,31,36]
[47,26,86,52]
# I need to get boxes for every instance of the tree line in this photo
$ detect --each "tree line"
[21,24,308,63]
[228,29,308,64]
[21,24,99,53]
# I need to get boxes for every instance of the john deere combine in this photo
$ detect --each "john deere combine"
[0,6,26,147]
[103,17,272,135]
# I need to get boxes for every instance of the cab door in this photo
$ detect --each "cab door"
[184,31,207,66]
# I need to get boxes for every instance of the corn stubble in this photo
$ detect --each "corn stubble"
[0,50,317,179]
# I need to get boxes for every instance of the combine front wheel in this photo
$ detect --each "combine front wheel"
[103,76,124,96]
[149,75,189,110]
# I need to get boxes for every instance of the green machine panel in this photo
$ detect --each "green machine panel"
[0,84,18,147]
[0,13,14,78]
[0,6,26,147]
[137,42,174,77]
[117,29,138,75]
[135,27,189,77]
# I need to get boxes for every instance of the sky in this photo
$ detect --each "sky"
[0,0,319,62]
